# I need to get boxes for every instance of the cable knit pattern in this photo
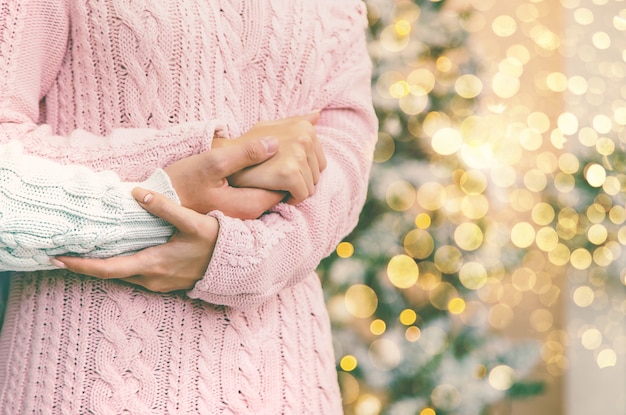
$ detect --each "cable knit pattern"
[0,0,377,413]
[0,140,178,270]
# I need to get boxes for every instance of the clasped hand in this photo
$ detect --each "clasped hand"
[55,111,326,292]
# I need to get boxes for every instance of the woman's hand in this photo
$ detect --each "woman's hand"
[55,188,215,292]
[164,135,284,219]
[215,111,327,204]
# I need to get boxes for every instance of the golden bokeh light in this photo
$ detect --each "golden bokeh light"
[387,255,420,288]
[345,285,378,319]
[459,262,488,290]
[572,286,594,308]
[432,127,463,155]
[340,355,359,372]
[581,328,602,350]
[434,245,464,274]
[489,304,514,329]
[386,180,417,211]
[404,229,435,259]
[337,241,355,258]
[338,372,360,405]
[596,349,617,369]
[415,213,432,229]
[370,319,386,336]
[431,384,462,411]
[454,222,484,251]
[448,297,466,315]
[406,326,421,342]
[417,182,446,211]
[369,339,402,371]
[399,308,417,326]
[334,0,626,412]
[489,365,515,391]
[455,74,483,99]
[511,222,536,248]
[429,282,459,310]
[530,309,554,332]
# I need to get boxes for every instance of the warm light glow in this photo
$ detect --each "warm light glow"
[336,242,355,258]
[345,285,378,319]
[330,0,626,411]
[489,365,515,391]
[399,309,418,326]
[370,319,387,336]
[387,255,419,288]
[340,355,359,372]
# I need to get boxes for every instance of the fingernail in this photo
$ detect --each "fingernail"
[50,258,67,269]
[261,136,279,153]
[312,108,322,113]
[143,193,153,204]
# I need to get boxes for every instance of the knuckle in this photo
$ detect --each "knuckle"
[297,134,313,148]
[295,118,310,127]
[211,157,230,177]
[293,119,313,132]
[293,152,307,164]
[243,143,261,161]
[279,162,299,178]
[204,151,220,167]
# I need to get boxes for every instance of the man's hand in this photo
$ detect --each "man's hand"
[215,111,327,204]
[164,135,284,219]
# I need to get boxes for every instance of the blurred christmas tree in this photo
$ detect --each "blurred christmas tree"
[318,1,545,414]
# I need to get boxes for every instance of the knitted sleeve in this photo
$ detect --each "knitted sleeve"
[0,140,177,272]
[0,0,220,182]
[188,0,378,309]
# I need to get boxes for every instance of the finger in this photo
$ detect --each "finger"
[132,188,199,234]
[305,142,321,185]
[301,163,315,197]
[208,136,279,178]
[287,171,310,204]
[312,135,327,172]
[55,253,150,280]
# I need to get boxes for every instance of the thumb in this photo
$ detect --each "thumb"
[207,136,278,178]
[132,187,197,233]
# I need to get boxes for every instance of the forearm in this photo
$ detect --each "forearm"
[0,119,222,181]
[0,141,177,271]
[190,106,377,309]
[186,0,375,309]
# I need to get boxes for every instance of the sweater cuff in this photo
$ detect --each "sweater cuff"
[116,169,179,245]
[199,120,228,152]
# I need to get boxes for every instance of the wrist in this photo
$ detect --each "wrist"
[117,169,180,241]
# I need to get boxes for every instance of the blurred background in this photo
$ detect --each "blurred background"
[318,0,626,414]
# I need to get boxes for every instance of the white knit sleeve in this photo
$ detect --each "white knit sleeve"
[0,141,177,271]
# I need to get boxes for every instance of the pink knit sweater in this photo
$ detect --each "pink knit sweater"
[0,0,376,414]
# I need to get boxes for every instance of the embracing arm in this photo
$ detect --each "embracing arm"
[189,0,377,308]
[0,133,282,272]
[0,0,220,181]
[0,140,177,271]
[55,0,376,306]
